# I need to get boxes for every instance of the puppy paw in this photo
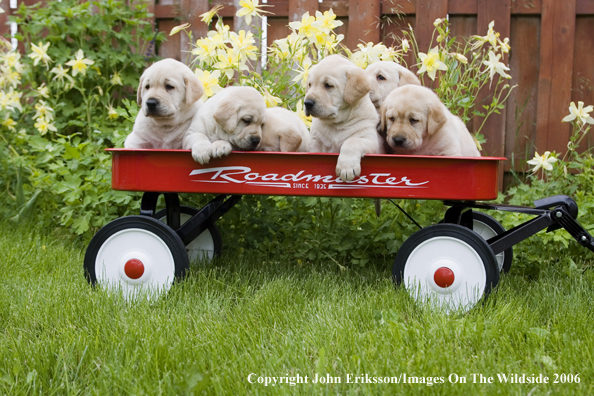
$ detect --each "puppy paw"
[336,155,361,182]
[191,144,212,165]
[211,140,233,158]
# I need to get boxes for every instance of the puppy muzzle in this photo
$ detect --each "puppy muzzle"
[304,99,315,117]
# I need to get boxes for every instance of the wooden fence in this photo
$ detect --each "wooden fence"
[1,0,593,181]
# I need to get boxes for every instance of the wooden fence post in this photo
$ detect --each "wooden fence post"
[288,0,318,22]
[347,0,381,50]
[180,0,210,65]
[0,1,9,39]
[414,0,447,53]
[535,0,576,155]
[476,0,511,160]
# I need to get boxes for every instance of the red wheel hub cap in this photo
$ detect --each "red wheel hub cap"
[124,258,145,279]
[434,267,455,288]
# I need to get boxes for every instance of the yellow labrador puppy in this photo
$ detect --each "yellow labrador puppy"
[306,55,382,182]
[365,61,420,111]
[183,86,266,164]
[380,85,480,156]
[259,107,310,152]
[125,58,204,149]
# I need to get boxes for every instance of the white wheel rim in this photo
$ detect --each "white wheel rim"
[403,236,487,312]
[95,228,175,298]
[473,219,505,271]
[159,213,216,261]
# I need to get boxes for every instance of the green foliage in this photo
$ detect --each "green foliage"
[0,0,163,236]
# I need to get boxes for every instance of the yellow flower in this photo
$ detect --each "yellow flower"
[34,100,54,121]
[50,64,75,86]
[236,0,269,25]
[229,30,258,62]
[37,83,50,98]
[417,46,447,80]
[562,101,594,125]
[483,50,511,82]
[2,70,21,88]
[292,58,312,88]
[527,151,557,173]
[213,48,246,78]
[261,89,281,108]
[295,100,312,128]
[454,53,468,64]
[475,21,500,48]
[65,49,94,76]
[351,42,387,69]
[2,116,16,131]
[315,9,343,33]
[107,104,119,120]
[192,37,219,66]
[28,41,52,68]
[200,5,223,25]
[34,117,57,135]
[194,69,222,100]
[498,37,511,54]
[434,18,444,27]
[289,12,321,41]
[401,39,410,53]
[0,89,21,112]
[381,46,401,62]
[170,23,190,36]
[2,51,21,69]
[110,71,123,86]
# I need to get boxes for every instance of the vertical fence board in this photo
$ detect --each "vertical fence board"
[476,0,510,161]
[346,0,381,49]
[288,0,318,21]
[180,0,209,60]
[572,15,594,152]
[415,0,447,53]
[0,1,9,38]
[535,0,576,155]
[504,16,540,171]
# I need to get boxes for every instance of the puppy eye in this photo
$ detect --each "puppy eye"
[324,83,333,89]
[243,118,252,125]
[165,84,174,91]
[145,84,150,90]
[389,117,395,122]
[410,117,419,125]
[377,75,386,81]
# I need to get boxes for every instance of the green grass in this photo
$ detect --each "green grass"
[1,221,593,395]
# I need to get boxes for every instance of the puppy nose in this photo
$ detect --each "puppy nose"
[146,98,159,110]
[392,136,406,146]
[304,99,315,110]
[249,136,261,147]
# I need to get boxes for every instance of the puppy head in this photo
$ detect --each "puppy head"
[213,86,266,150]
[137,58,204,121]
[380,85,447,151]
[366,61,421,110]
[304,55,370,120]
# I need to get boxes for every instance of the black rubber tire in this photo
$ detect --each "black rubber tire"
[471,212,513,273]
[154,205,223,258]
[84,215,190,285]
[393,223,500,310]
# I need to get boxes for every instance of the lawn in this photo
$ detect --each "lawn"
[0,220,593,395]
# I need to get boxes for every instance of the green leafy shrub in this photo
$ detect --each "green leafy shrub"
[0,0,164,234]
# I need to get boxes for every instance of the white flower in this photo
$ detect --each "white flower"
[562,101,594,125]
[527,151,557,173]
[483,50,511,82]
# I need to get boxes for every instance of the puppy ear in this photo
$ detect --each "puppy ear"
[213,97,239,133]
[185,74,204,104]
[279,130,303,152]
[398,69,421,86]
[427,102,448,135]
[137,74,144,106]
[378,105,387,137]
[344,66,371,105]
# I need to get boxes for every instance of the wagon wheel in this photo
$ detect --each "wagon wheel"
[155,205,222,262]
[393,224,499,312]
[84,215,189,298]
[470,212,512,273]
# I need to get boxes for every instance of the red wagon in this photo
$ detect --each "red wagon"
[84,149,594,311]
